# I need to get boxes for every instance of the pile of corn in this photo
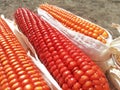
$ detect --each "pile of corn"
[0,3,113,90]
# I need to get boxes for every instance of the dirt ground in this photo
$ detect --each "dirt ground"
[0,0,120,38]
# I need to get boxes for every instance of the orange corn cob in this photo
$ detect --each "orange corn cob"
[0,17,50,90]
[15,8,110,90]
[40,4,109,43]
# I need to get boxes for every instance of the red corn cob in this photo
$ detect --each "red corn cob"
[40,4,109,44]
[15,8,110,90]
[0,17,50,90]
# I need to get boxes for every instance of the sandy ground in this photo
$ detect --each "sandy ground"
[0,0,120,89]
[0,0,120,38]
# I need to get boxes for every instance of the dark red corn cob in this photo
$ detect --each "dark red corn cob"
[0,17,50,90]
[15,8,110,90]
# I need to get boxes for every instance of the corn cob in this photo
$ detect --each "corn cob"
[15,8,110,90]
[0,17,50,90]
[40,4,109,43]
